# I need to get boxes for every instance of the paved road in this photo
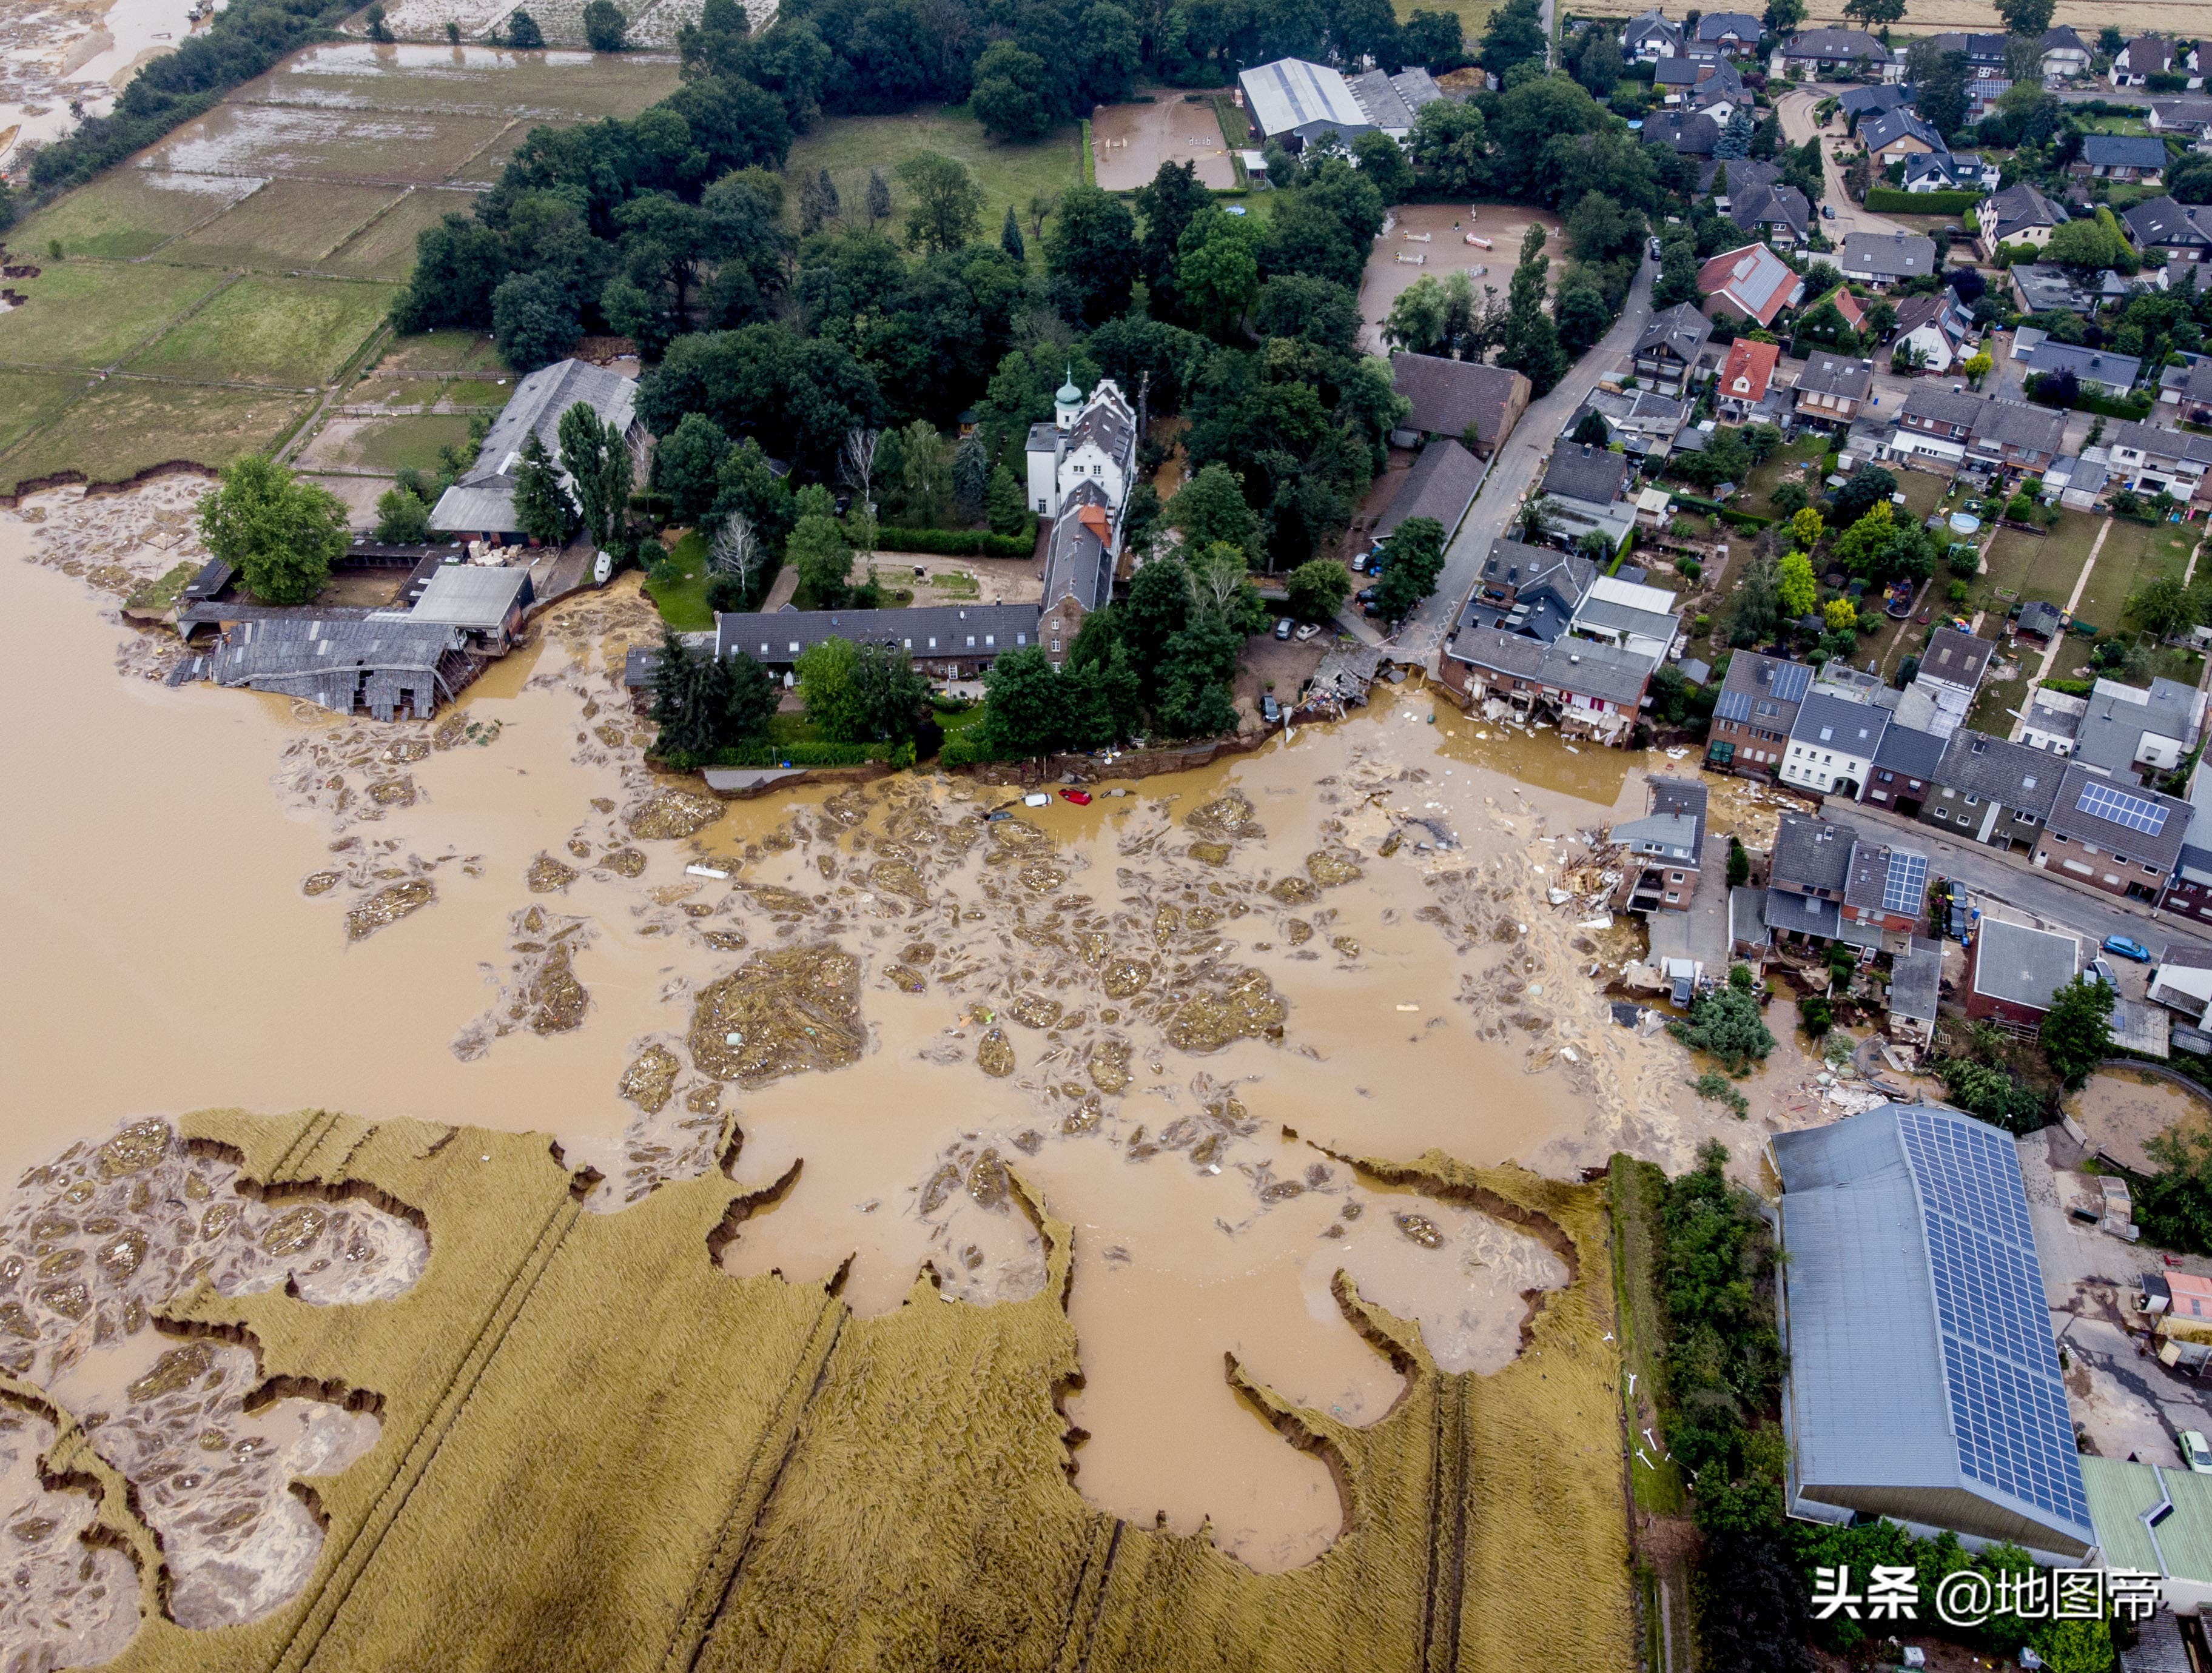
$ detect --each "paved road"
[1775,87,1907,243]
[1398,255,1658,664]
[1818,799,2212,959]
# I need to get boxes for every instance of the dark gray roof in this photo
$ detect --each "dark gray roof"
[1713,649,1812,723]
[2123,196,2212,250]
[1934,730,2062,816]
[2074,676,2204,779]
[1041,479,1115,615]
[1838,84,1909,115]
[1790,689,1889,756]
[1775,1105,2094,1558]
[1467,538,1594,642]
[1972,916,2080,1008]
[1444,626,1655,706]
[1919,626,1995,692]
[1843,840,1930,917]
[2043,760,2192,873]
[1730,178,1811,241]
[1388,352,1529,452]
[1635,302,1712,363]
[428,358,637,537]
[1797,353,1874,400]
[207,614,475,721]
[1641,112,1720,155]
[1772,813,1854,894]
[1377,438,1485,541]
[1861,109,1943,156]
[1655,55,1705,86]
[2082,133,2170,170]
[2042,24,2088,50]
[2024,340,2142,389]
[1972,399,2067,457]
[2106,418,2212,468]
[409,563,533,631]
[1982,183,2066,243]
[1541,443,1630,506]
[1874,722,1947,780]
[1889,945,1941,1022]
[1902,384,1985,429]
[1767,887,1843,939]
[1841,229,1938,280]
[1696,10,1760,39]
[1781,25,1885,61]
[714,603,1044,663]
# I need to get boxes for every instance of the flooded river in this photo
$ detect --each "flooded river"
[1,482,1731,1628]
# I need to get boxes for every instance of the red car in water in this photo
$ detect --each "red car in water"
[1060,789,1092,805]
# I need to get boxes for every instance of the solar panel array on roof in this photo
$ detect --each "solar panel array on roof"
[1881,850,1929,916]
[1898,1110,2089,1530]
[1715,689,1752,721]
[1772,662,1812,702]
[2077,779,2170,836]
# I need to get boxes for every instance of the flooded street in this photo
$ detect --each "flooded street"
[1,479,1756,1618]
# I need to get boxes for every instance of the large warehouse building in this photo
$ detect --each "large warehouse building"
[1773,1104,2096,1560]
[1237,57,1445,146]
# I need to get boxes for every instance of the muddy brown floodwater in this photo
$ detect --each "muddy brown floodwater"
[3,481,1731,1630]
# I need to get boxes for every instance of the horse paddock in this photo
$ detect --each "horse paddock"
[1092,97,1236,192]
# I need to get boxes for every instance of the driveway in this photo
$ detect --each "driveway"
[1399,255,1657,664]
[1776,87,1908,243]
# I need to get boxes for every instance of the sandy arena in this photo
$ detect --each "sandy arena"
[1091,95,1235,192]
[1358,201,1564,354]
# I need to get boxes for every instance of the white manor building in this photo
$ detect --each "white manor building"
[1026,375,1141,657]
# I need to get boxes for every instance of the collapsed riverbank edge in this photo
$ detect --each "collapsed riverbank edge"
[35,1104,1633,1671]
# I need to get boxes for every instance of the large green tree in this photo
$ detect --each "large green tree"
[895,152,985,255]
[2040,975,2115,1090]
[513,430,574,546]
[1046,185,1140,326]
[557,401,634,548]
[1994,0,2054,35]
[1374,515,1447,621]
[787,511,853,606]
[198,455,351,605]
[1498,223,1567,394]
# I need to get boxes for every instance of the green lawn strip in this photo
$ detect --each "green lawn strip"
[1894,466,1949,523]
[0,370,96,455]
[1405,0,1499,38]
[0,261,232,371]
[778,108,1083,252]
[1736,436,1826,519]
[160,178,408,272]
[8,170,261,261]
[438,376,516,408]
[1966,671,2028,736]
[374,330,504,375]
[1607,1156,1684,1517]
[2074,516,2190,637]
[125,275,400,388]
[646,528,713,630]
[0,380,317,496]
[352,412,479,473]
[321,186,481,280]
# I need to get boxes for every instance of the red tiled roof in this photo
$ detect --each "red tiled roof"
[1720,337,1781,403]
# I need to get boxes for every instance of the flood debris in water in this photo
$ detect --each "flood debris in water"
[627,787,724,841]
[452,908,599,1058]
[345,879,434,942]
[687,944,864,1084]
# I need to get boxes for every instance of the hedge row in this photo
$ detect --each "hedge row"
[873,523,1037,558]
[1669,492,1771,532]
[1865,187,1980,215]
[2074,391,2154,421]
[657,740,912,771]
[940,734,1015,767]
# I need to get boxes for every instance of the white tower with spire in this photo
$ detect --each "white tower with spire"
[1025,374,1135,522]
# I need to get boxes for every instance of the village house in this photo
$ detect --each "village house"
[1838,84,1910,119]
[1840,229,1938,289]
[428,358,647,546]
[1964,917,2080,1026]
[1968,398,2068,476]
[1926,30,2011,79]
[1715,337,1784,423]
[1860,722,1946,817]
[1559,387,1690,463]
[1696,243,1804,331]
[1436,626,1654,745]
[1841,840,1932,944]
[1536,443,1636,553]
[2031,760,2193,902]
[1922,729,2060,851]
[1888,291,1968,374]
[2023,339,2142,400]
[1025,377,1138,655]
[2163,358,2212,424]
[1641,111,1721,157]
[2072,135,2170,185]
[1917,625,1996,698]
[1386,352,1531,455]
[2147,945,2212,1020]
[1980,183,2067,258]
[1655,55,1743,110]
[2113,36,2200,90]
[2157,768,2212,926]
[1622,8,1684,62]
[1888,944,1941,1050]
[1694,11,1761,57]
[1614,777,1709,913]
[1781,691,1890,799]
[1720,168,1812,248]
[2103,418,2212,508]
[1860,108,1944,166]
[1707,649,1812,779]
[2040,25,2092,81]
[2071,674,2206,783]
[1460,538,1595,642]
[1903,151,2000,194]
[715,603,1046,679]
[1763,814,1858,947]
[2010,264,2098,315]
[1570,573,1681,660]
[1772,26,1890,79]
[1892,384,1981,464]
[2148,98,2212,144]
[1630,303,1714,397]
[2122,196,2212,263]
[1793,353,1874,432]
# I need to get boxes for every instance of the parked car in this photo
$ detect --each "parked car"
[1356,586,1379,605]
[1648,236,1662,260]
[1059,788,1092,805]
[2086,957,2118,988]
[2104,934,2154,963]
[1294,622,1321,642]
[1274,617,1294,641]
[1260,694,1281,723]
[1821,204,1836,220]
[2183,1430,2212,1474]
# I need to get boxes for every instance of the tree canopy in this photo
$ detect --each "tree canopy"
[198,456,351,606]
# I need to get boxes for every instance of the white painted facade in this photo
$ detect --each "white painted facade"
[1024,377,1137,520]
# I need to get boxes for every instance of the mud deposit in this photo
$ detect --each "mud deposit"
[1,483,1681,1663]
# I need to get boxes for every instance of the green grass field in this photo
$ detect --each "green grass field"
[354,412,478,472]
[6,170,259,261]
[0,371,95,455]
[374,330,505,375]
[322,186,481,280]
[0,380,318,496]
[779,107,1084,255]
[2072,515,2197,635]
[1408,0,1502,41]
[1738,436,1827,520]
[647,528,714,629]
[161,179,406,272]
[126,275,397,387]
[1975,511,2100,619]
[0,261,231,370]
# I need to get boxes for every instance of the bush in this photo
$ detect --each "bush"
[1667,986,1777,1075]
[656,739,912,771]
[872,523,1037,557]
[1865,187,1980,214]
[1678,557,1703,582]
[1797,993,1832,1038]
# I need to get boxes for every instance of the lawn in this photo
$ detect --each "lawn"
[126,275,398,387]
[645,528,714,630]
[321,186,480,280]
[439,376,514,408]
[2071,514,2196,637]
[778,107,1085,258]
[1405,0,1502,41]
[1973,509,2100,622]
[0,380,318,496]
[1737,435,1827,520]
[0,261,230,370]
[316,412,479,473]
[374,330,505,375]
[7,170,260,261]
[0,371,94,455]
[160,179,406,272]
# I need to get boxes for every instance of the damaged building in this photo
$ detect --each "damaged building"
[198,615,483,721]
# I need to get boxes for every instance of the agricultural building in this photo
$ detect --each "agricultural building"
[1374,438,1486,546]
[428,358,645,546]
[713,604,1047,679]
[202,615,480,721]
[1388,353,1531,455]
[1773,1104,2096,1561]
[408,563,534,651]
[1236,58,1440,144]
